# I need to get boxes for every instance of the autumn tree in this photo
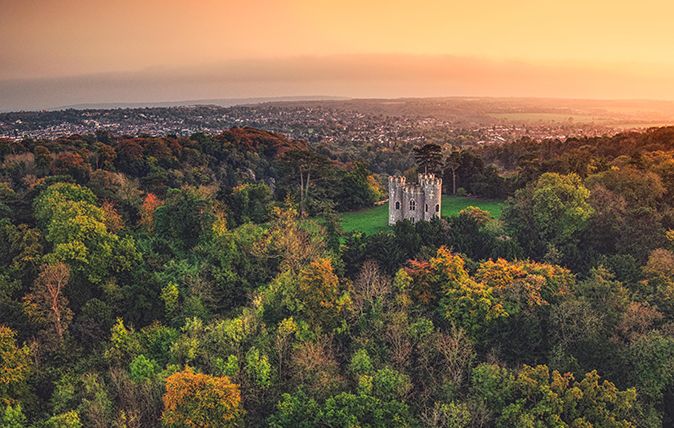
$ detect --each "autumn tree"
[100,200,124,233]
[23,263,72,345]
[403,259,436,306]
[50,152,90,182]
[290,337,345,399]
[430,247,507,337]
[162,369,243,428]
[475,258,572,316]
[257,206,325,273]
[350,260,391,318]
[41,410,83,428]
[139,193,163,230]
[297,258,346,327]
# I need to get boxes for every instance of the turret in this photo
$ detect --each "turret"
[388,176,406,225]
[421,173,442,221]
[388,173,442,225]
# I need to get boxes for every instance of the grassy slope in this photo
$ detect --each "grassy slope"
[340,195,504,235]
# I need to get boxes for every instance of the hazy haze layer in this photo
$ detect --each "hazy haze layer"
[2,0,674,110]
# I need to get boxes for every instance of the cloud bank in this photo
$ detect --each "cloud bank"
[2,54,674,111]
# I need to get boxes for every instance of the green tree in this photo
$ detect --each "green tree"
[321,391,414,427]
[414,144,444,174]
[154,187,217,251]
[42,411,83,428]
[425,401,472,428]
[129,354,159,383]
[0,325,31,404]
[625,332,674,424]
[33,182,139,283]
[336,164,380,211]
[504,173,593,259]
[444,146,462,195]
[640,248,674,316]
[268,390,321,428]
[531,173,592,245]
[471,364,637,427]
[228,182,273,225]
[0,404,26,428]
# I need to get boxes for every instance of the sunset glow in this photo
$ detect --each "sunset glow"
[2,0,674,108]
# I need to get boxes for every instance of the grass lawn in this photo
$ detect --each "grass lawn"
[340,195,504,235]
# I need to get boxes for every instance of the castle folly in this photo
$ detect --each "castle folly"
[388,173,442,225]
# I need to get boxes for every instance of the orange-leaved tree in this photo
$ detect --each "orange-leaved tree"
[475,258,572,316]
[162,369,243,428]
[139,193,163,230]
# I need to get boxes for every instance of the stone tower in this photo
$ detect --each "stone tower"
[388,173,442,225]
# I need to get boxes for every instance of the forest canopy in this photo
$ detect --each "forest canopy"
[1,126,673,427]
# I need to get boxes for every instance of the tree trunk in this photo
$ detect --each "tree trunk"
[47,274,66,341]
[299,168,304,216]
[304,171,311,216]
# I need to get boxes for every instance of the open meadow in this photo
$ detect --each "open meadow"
[340,195,504,235]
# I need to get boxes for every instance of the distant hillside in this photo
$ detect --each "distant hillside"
[269,97,674,125]
[54,96,348,111]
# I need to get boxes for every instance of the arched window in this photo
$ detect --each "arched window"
[409,199,416,211]
[425,204,429,212]
[395,201,400,210]
[435,204,440,212]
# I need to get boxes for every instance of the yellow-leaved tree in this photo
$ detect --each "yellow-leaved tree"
[0,325,31,404]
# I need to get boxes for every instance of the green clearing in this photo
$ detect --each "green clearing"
[340,195,504,235]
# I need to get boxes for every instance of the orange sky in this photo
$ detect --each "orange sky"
[2,0,674,108]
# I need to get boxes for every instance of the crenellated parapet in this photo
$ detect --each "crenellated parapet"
[418,172,442,187]
[388,176,407,185]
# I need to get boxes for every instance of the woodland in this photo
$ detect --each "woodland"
[1,126,673,427]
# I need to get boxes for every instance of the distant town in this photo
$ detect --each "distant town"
[2,98,674,149]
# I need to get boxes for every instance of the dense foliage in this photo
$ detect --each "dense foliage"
[1,126,673,427]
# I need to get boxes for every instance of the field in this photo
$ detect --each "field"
[488,112,598,123]
[340,195,504,235]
